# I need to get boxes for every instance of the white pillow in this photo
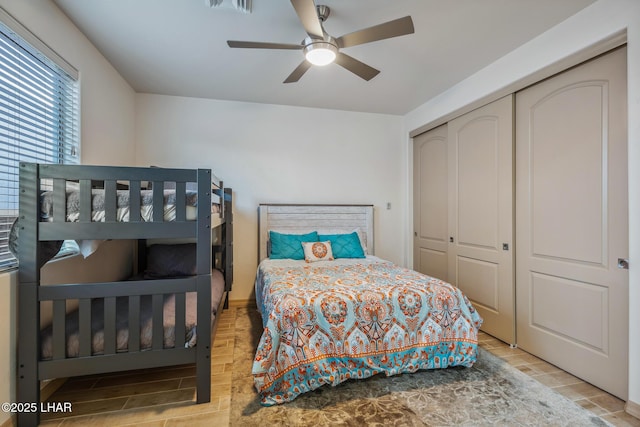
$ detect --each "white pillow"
[302,241,334,263]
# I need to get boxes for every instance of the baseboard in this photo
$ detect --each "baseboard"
[626,399,640,419]
[227,299,257,309]
[0,414,15,427]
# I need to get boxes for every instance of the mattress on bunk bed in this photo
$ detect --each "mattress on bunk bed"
[39,269,225,359]
[40,187,221,223]
[8,185,222,265]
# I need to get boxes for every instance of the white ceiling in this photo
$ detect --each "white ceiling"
[52,0,596,115]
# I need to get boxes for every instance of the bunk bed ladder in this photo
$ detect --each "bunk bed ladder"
[195,168,212,404]
[17,162,42,427]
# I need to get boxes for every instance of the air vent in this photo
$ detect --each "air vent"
[205,0,252,13]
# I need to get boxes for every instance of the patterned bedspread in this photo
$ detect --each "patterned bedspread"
[253,256,483,405]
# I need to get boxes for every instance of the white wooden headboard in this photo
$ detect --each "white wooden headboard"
[258,204,374,262]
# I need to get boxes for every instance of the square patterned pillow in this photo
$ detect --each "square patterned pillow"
[302,241,334,263]
[318,231,365,258]
[269,230,319,260]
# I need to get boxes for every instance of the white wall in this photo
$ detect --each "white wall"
[0,1,136,424]
[135,94,405,302]
[403,0,640,411]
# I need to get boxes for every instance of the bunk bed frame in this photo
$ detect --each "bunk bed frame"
[17,163,233,426]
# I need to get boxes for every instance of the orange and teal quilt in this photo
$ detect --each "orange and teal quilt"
[253,256,483,405]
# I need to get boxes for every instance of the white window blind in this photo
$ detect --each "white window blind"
[0,12,79,272]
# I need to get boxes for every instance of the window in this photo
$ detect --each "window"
[0,10,79,272]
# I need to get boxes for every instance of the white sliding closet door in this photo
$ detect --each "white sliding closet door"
[448,95,515,344]
[515,47,628,399]
[413,125,448,280]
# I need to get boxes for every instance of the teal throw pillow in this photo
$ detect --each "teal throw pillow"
[269,231,318,260]
[318,231,365,259]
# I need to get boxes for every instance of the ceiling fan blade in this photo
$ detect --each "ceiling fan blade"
[334,53,380,81]
[336,16,414,48]
[227,40,302,50]
[284,60,313,83]
[290,0,324,39]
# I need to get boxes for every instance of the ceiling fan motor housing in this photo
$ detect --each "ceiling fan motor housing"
[304,5,335,66]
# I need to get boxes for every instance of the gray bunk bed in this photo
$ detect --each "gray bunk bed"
[16,163,233,427]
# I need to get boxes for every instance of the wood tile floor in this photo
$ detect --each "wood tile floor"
[40,307,640,426]
[477,332,640,427]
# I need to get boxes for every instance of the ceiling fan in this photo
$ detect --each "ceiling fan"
[226,0,415,83]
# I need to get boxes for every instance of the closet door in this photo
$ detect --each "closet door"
[413,124,448,280]
[516,47,628,399]
[448,95,515,344]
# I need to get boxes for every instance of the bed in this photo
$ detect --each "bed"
[253,204,482,405]
[16,163,233,427]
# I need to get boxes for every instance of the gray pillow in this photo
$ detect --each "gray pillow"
[145,243,197,278]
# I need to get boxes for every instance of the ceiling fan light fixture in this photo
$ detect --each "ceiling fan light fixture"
[304,41,337,66]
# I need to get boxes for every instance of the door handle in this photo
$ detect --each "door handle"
[618,258,629,270]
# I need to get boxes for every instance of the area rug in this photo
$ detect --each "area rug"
[230,307,609,426]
